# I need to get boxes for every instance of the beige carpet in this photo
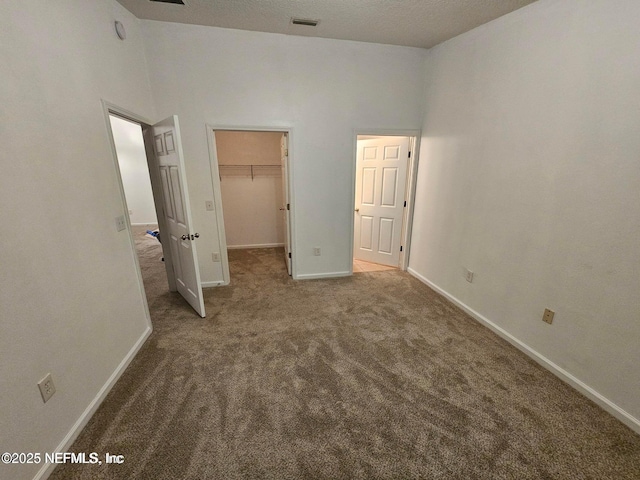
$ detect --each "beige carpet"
[50,230,640,479]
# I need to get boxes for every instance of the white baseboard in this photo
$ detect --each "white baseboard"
[227,243,284,249]
[34,326,153,480]
[407,267,640,435]
[295,271,352,280]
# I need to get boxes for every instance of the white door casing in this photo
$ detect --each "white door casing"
[281,133,292,275]
[354,136,410,267]
[152,116,206,317]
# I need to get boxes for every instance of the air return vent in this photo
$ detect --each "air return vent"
[291,18,319,27]
[150,0,185,4]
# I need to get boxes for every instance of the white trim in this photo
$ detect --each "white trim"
[130,222,159,227]
[295,271,352,280]
[102,101,153,126]
[227,243,285,249]
[208,124,293,133]
[201,281,227,288]
[34,327,152,480]
[206,127,231,286]
[400,135,421,270]
[350,129,421,274]
[354,128,422,137]
[407,267,640,435]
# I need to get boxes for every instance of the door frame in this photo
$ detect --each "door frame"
[101,100,178,327]
[350,129,421,273]
[206,124,296,282]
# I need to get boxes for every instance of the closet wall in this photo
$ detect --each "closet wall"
[217,131,285,248]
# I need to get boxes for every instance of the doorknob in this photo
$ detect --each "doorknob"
[190,233,200,240]
[279,207,285,211]
[355,208,360,212]
[181,234,189,240]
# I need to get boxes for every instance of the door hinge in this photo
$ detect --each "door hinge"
[400,245,403,252]
[288,252,292,259]
[404,200,407,207]
[408,151,411,158]
[287,203,290,210]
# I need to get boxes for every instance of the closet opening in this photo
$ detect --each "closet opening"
[209,129,293,282]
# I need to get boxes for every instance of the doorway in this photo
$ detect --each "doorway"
[352,133,419,273]
[208,127,293,282]
[108,114,167,305]
[104,102,206,317]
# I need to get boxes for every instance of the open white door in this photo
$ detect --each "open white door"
[354,136,410,267]
[281,133,292,275]
[150,116,206,317]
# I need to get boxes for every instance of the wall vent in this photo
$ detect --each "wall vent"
[150,0,185,4]
[291,18,319,27]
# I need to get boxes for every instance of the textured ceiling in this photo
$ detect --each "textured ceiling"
[115,0,537,49]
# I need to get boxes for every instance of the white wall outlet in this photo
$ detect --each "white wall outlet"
[115,215,126,232]
[38,373,56,403]
[212,252,221,262]
[542,308,555,324]
[205,200,214,211]
[313,247,321,256]
[465,268,474,283]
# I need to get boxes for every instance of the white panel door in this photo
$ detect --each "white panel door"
[281,133,292,275]
[354,136,410,267]
[152,116,205,317]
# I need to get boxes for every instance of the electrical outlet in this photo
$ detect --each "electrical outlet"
[205,200,214,211]
[115,215,126,232]
[313,247,321,256]
[465,268,474,283]
[38,373,56,403]
[542,308,555,324]
[212,252,221,262]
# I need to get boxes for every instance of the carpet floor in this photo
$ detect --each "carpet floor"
[50,229,640,479]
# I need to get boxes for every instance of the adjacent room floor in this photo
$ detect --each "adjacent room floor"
[353,259,397,273]
[50,234,640,479]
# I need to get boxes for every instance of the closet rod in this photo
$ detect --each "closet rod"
[218,164,281,181]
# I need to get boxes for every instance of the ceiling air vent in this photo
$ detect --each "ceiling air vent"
[291,18,319,27]
[150,0,185,4]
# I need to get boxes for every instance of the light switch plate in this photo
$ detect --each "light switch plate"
[464,268,474,283]
[205,200,214,211]
[542,308,555,324]
[115,215,126,232]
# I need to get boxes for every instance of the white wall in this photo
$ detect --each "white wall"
[410,0,640,426]
[110,115,158,225]
[140,22,427,280]
[0,1,156,479]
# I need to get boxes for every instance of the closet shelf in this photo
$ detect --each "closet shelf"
[219,164,281,180]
